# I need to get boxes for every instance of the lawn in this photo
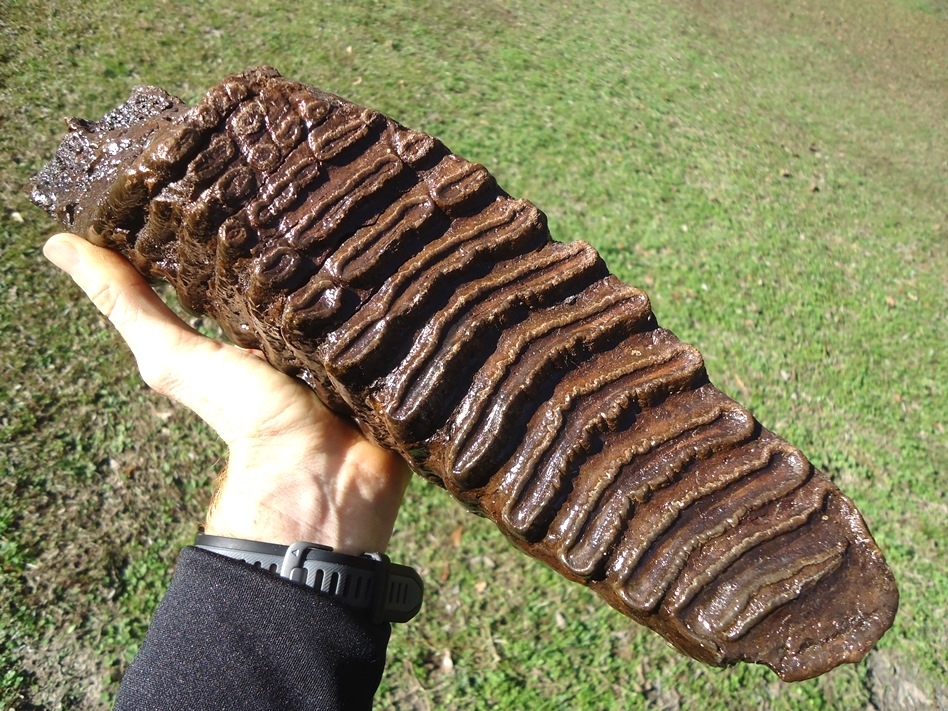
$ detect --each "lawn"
[1,0,945,708]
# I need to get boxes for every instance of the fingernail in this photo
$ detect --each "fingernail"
[43,235,79,272]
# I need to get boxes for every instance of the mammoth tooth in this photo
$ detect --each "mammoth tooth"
[29,66,898,682]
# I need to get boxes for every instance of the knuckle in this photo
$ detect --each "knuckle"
[87,282,120,318]
[134,352,163,389]
[134,332,179,388]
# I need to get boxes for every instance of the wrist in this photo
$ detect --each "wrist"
[204,475,345,549]
[204,438,410,555]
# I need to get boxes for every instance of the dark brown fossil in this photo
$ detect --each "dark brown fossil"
[29,67,898,682]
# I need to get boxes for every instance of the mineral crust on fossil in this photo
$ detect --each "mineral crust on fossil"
[30,67,898,681]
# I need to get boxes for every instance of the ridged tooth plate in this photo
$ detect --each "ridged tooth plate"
[29,66,898,682]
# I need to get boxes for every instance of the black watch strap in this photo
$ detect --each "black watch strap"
[194,534,423,623]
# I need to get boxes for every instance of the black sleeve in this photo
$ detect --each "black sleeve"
[113,546,391,711]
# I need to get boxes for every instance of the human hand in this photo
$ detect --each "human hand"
[43,232,411,555]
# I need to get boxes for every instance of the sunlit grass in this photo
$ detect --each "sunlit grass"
[1,0,945,708]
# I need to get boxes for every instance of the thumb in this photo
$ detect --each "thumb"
[43,232,201,357]
[42,233,305,443]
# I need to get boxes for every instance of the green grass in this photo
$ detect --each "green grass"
[1,0,946,708]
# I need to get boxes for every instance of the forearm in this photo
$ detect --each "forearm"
[114,547,391,711]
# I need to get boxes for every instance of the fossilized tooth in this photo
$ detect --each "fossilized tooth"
[29,67,898,682]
